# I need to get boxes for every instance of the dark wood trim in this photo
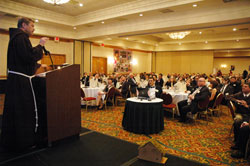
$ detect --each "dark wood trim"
[92,43,152,54]
[0,76,7,79]
[0,28,74,43]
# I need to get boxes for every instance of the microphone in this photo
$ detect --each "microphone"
[42,46,55,70]
[42,46,50,55]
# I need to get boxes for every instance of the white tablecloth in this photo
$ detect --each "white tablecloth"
[81,86,104,105]
[127,97,163,103]
[163,89,188,104]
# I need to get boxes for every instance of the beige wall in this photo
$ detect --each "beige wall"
[155,51,214,74]
[214,57,250,75]
[91,45,151,74]
[0,33,74,76]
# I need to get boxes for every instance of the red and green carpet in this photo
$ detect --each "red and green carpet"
[81,105,249,166]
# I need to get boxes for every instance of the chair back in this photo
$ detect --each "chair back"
[80,88,85,98]
[105,87,116,100]
[161,93,172,105]
[198,96,210,110]
[228,100,236,119]
[213,93,224,108]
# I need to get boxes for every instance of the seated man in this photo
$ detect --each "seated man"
[228,83,250,158]
[115,75,129,98]
[146,77,162,99]
[96,78,114,110]
[177,77,210,123]
[220,77,234,105]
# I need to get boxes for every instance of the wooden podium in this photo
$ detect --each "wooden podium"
[33,64,81,145]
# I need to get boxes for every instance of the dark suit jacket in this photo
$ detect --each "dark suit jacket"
[156,78,164,87]
[81,76,90,86]
[220,84,234,96]
[128,77,137,94]
[230,82,242,94]
[121,81,130,98]
[146,85,162,98]
[190,86,210,114]
[228,92,250,116]
[165,81,176,88]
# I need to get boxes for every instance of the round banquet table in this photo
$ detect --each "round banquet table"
[122,97,164,134]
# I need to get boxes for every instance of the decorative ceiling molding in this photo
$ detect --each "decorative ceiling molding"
[0,0,75,26]
[74,0,203,25]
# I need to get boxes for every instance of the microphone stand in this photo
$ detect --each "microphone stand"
[43,48,55,70]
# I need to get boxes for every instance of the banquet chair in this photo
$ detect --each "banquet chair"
[208,93,224,117]
[80,88,96,111]
[115,90,129,106]
[228,101,236,137]
[161,93,176,119]
[193,96,210,124]
[104,87,116,110]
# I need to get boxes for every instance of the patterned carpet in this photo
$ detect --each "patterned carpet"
[81,104,250,166]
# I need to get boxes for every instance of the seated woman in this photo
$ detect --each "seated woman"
[96,78,113,110]
[208,80,219,108]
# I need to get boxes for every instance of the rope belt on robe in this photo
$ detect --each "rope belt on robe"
[8,70,38,133]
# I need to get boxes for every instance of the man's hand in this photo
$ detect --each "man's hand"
[39,37,49,46]
[188,95,194,100]
[238,100,249,108]
[240,122,249,128]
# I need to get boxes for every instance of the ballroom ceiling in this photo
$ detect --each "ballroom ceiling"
[12,0,137,16]
[0,0,250,51]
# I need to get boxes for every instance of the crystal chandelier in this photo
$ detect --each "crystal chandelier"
[43,0,70,5]
[167,31,191,39]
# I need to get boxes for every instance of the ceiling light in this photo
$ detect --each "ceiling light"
[35,19,39,23]
[101,21,105,24]
[233,28,237,31]
[43,0,70,5]
[73,27,77,30]
[236,39,239,42]
[126,38,129,40]
[193,4,197,7]
[155,44,158,46]
[79,3,83,7]
[142,41,145,43]
[167,31,191,39]
[205,41,208,44]
[179,43,182,45]
[139,13,143,16]
[199,31,202,34]
[107,38,112,40]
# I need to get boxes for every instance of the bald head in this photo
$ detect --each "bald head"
[198,77,206,87]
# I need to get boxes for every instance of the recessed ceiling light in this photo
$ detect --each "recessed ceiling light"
[199,31,202,34]
[205,41,208,44]
[73,27,77,30]
[107,38,112,40]
[236,39,239,42]
[35,19,39,22]
[155,44,158,46]
[101,21,105,24]
[139,13,143,17]
[193,4,197,7]
[233,28,237,31]
[179,43,182,45]
[142,41,145,43]
[126,38,129,40]
[79,3,83,7]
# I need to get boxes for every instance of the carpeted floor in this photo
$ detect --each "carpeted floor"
[81,105,250,166]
